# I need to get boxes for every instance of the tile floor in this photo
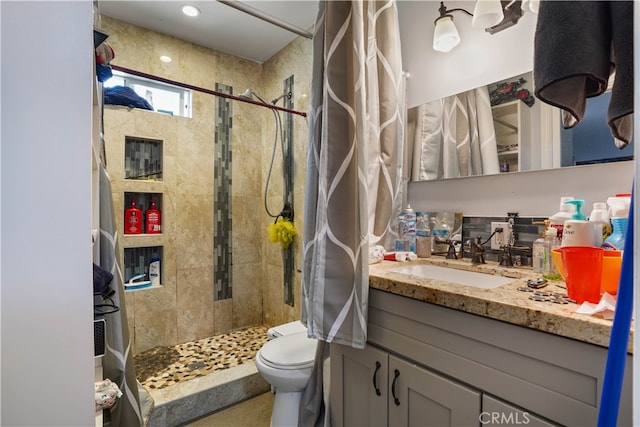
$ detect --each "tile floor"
[134,326,269,390]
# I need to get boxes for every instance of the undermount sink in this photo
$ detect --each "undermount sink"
[389,264,513,289]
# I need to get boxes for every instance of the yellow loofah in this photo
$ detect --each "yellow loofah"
[267,218,298,249]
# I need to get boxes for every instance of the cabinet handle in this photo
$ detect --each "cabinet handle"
[372,361,382,396]
[391,369,400,406]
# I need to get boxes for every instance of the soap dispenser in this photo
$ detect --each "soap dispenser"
[561,199,597,247]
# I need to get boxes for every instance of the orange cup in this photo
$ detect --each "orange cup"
[560,246,604,304]
[601,250,623,295]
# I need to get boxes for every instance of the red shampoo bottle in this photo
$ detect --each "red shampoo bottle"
[124,199,142,234]
[145,199,161,234]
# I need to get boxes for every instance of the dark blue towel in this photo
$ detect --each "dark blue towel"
[534,1,633,147]
[104,86,154,111]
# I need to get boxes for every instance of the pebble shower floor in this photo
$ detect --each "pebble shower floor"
[134,326,268,390]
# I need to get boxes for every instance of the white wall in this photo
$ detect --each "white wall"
[0,2,95,425]
[408,161,635,217]
[398,0,537,108]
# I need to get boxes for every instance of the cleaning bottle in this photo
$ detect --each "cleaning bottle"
[415,213,432,258]
[402,205,417,253]
[604,194,630,250]
[588,202,611,247]
[145,199,162,234]
[549,196,576,243]
[124,198,142,234]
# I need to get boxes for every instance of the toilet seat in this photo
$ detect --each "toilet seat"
[258,331,317,370]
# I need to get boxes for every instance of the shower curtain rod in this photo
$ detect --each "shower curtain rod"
[216,0,313,40]
[110,65,307,118]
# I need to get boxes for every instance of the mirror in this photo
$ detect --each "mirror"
[397,1,633,182]
[406,71,634,182]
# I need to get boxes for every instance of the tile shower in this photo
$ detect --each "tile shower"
[101,13,311,365]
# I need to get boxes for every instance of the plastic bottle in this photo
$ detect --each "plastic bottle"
[145,199,162,234]
[432,215,451,254]
[124,199,142,234]
[402,205,417,253]
[416,213,432,258]
[548,196,576,243]
[604,194,630,250]
[394,214,409,252]
[149,258,161,285]
[562,199,598,247]
[588,202,611,247]
[543,227,559,274]
[532,233,546,273]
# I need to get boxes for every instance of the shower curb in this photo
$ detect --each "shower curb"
[146,362,269,427]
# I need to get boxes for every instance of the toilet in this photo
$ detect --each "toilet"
[255,321,318,427]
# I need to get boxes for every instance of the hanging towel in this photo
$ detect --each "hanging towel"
[534,1,633,147]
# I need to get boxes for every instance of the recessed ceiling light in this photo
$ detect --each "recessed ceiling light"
[181,5,200,17]
[160,55,172,63]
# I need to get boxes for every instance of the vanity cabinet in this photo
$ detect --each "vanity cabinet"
[331,289,633,427]
[331,343,480,426]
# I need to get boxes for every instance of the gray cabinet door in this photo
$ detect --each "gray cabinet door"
[388,356,481,427]
[330,343,388,427]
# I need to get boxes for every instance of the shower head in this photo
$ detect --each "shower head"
[238,88,269,104]
[271,92,292,105]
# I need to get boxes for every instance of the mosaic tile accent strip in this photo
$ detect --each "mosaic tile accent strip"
[283,75,295,307]
[134,326,268,390]
[462,216,546,264]
[214,83,233,301]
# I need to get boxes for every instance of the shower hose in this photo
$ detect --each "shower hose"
[597,187,634,426]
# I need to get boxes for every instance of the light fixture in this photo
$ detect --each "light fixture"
[160,55,172,63]
[472,0,504,28]
[433,1,524,53]
[181,4,200,17]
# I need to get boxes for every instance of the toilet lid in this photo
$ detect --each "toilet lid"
[259,331,317,369]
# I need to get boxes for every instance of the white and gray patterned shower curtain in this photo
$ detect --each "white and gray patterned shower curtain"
[299,2,404,424]
[411,86,500,180]
[302,0,404,350]
[99,166,144,426]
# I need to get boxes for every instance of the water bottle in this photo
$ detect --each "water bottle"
[416,213,432,258]
[532,234,545,273]
[432,216,450,254]
[402,205,417,253]
[394,214,409,252]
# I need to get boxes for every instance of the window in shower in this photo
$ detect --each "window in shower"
[105,70,192,118]
[213,83,233,301]
[124,136,163,181]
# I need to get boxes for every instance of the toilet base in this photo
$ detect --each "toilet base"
[271,389,302,427]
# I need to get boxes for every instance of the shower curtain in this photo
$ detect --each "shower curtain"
[99,166,144,427]
[299,0,404,425]
[410,86,500,180]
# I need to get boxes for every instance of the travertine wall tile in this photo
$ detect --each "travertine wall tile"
[101,16,311,353]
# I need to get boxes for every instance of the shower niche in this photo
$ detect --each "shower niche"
[123,246,163,290]
[124,136,163,181]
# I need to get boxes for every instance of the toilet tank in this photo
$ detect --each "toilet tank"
[267,320,307,339]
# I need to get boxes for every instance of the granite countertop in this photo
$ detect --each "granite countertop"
[369,257,634,354]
